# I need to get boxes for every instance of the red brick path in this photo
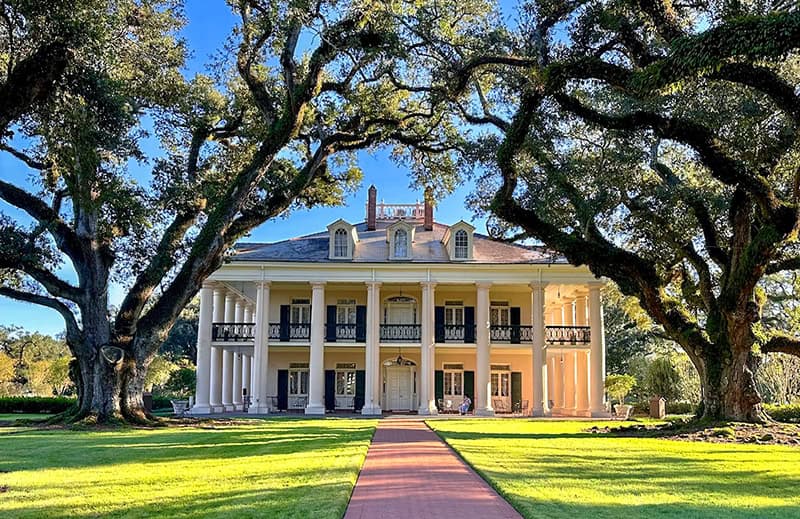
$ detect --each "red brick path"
[344,419,522,519]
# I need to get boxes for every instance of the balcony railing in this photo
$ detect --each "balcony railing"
[268,322,311,341]
[380,324,421,342]
[441,324,476,343]
[546,325,590,344]
[490,325,533,343]
[334,323,358,341]
[212,322,255,342]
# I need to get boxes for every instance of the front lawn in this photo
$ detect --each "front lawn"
[0,417,376,518]
[428,419,800,518]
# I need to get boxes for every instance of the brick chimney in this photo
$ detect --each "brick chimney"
[423,186,434,231]
[367,185,377,230]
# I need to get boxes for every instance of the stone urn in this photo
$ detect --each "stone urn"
[614,404,633,420]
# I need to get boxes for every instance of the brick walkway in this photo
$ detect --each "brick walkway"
[344,419,521,519]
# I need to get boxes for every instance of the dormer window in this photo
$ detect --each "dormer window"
[386,220,415,260]
[442,220,474,261]
[333,228,348,258]
[327,219,357,260]
[394,229,409,258]
[454,230,469,259]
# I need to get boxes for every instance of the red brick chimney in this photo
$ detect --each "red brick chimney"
[367,185,377,230]
[423,187,434,231]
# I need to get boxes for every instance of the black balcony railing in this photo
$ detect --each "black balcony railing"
[380,324,421,342]
[212,322,255,342]
[334,323,358,341]
[443,324,465,342]
[268,322,311,341]
[546,325,590,344]
[490,325,532,343]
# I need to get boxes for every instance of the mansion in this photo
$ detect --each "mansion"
[191,186,608,417]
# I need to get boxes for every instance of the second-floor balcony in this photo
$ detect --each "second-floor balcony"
[211,322,591,346]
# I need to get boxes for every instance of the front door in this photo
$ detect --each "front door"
[385,366,413,411]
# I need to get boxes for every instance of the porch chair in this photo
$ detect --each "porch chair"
[513,400,529,416]
[492,398,510,414]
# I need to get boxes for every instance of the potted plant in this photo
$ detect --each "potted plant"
[605,374,636,419]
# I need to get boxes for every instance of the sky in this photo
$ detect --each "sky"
[0,0,519,336]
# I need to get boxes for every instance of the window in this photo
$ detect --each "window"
[336,363,357,396]
[443,363,464,398]
[491,370,510,398]
[454,229,469,259]
[291,299,310,324]
[444,300,464,326]
[333,228,349,257]
[394,228,408,258]
[336,299,356,324]
[289,362,309,396]
[490,301,510,326]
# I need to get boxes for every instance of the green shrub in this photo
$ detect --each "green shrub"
[150,393,189,410]
[0,396,76,413]
[764,403,800,423]
[667,401,696,415]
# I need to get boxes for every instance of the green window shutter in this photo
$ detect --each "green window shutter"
[435,370,444,402]
[464,370,475,411]
[511,371,522,411]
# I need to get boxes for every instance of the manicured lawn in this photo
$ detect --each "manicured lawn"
[428,419,800,518]
[0,417,376,518]
[0,413,53,422]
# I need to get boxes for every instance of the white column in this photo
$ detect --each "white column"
[250,282,271,414]
[306,282,326,414]
[362,282,382,415]
[530,282,548,416]
[475,281,494,415]
[552,353,564,412]
[575,296,590,415]
[589,284,607,416]
[209,287,226,412]
[231,300,245,410]
[221,294,236,411]
[192,283,213,414]
[242,303,253,402]
[418,281,437,415]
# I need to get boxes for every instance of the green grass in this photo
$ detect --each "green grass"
[0,417,376,518]
[427,419,800,518]
[0,413,53,421]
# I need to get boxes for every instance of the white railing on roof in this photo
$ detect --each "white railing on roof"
[370,201,424,220]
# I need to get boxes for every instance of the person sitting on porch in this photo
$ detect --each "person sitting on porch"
[459,395,472,415]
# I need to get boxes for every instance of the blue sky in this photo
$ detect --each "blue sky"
[0,0,519,336]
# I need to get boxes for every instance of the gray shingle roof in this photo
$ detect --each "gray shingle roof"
[232,221,566,264]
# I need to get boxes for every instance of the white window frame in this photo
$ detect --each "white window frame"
[454,229,469,259]
[336,299,357,324]
[443,363,464,398]
[288,369,309,396]
[291,298,311,324]
[444,300,464,326]
[394,228,409,258]
[333,228,349,258]
[335,363,357,397]
[490,301,510,326]
[490,368,511,398]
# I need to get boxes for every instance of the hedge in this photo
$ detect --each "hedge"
[632,400,697,416]
[764,404,800,423]
[0,396,76,414]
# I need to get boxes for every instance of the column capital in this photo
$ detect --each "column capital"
[529,281,549,289]
[310,281,326,289]
[420,281,436,289]
[225,292,237,302]
[587,281,604,291]
[365,281,382,288]
[201,280,216,289]
[257,280,271,288]
[475,281,492,290]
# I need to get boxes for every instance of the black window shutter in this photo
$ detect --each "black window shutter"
[435,370,444,404]
[277,369,289,410]
[434,306,445,342]
[511,371,522,411]
[279,305,290,341]
[464,306,475,343]
[510,307,521,344]
[325,370,336,411]
[355,306,367,342]
[355,370,365,411]
[326,305,337,342]
[464,371,475,411]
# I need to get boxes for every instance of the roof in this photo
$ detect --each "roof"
[232,221,567,264]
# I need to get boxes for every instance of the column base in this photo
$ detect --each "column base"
[248,405,270,415]
[361,405,382,416]
[232,403,243,412]
[190,404,212,415]
[531,407,545,417]
[305,404,326,415]
[475,408,495,416]
[591,409,612,418]
[223,404,235,412]
[576,408,591,417]
[418,406,438,416]
[210,404,224,413]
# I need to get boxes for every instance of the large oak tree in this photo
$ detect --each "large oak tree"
[0,0,468,422]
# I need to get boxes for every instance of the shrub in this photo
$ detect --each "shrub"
[666,401,696,415]
[764,403,800,423]
[605,374,636,405]
[0,396,76,414]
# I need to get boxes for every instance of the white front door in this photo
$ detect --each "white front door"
[385,366,413,411]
